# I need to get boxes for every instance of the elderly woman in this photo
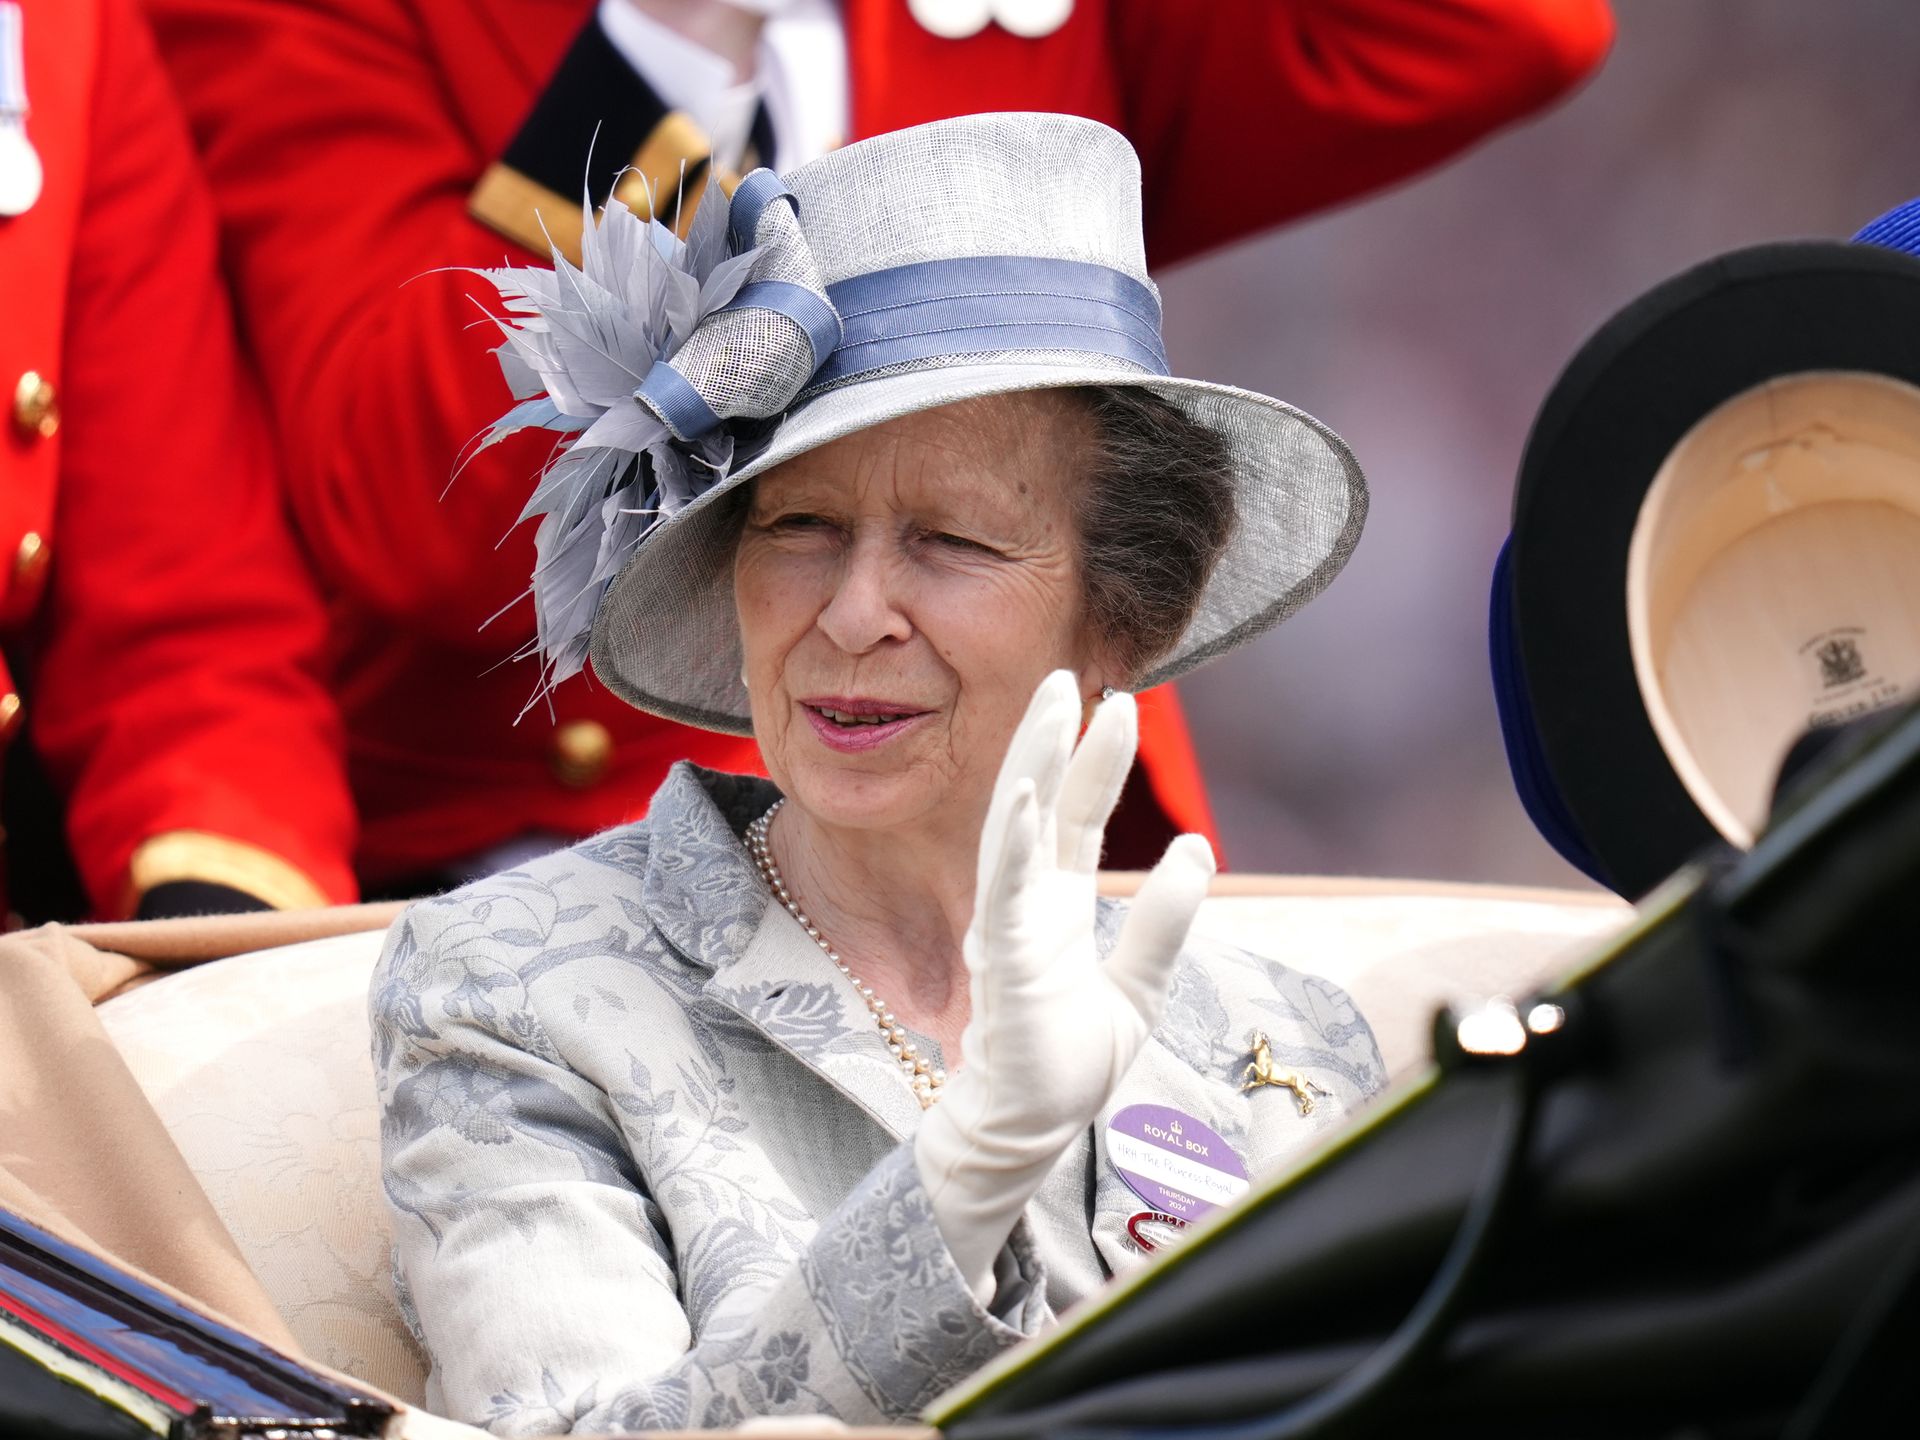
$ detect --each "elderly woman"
[372,113,1384,1436]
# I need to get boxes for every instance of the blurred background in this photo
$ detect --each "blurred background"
[1168,0,1920,887]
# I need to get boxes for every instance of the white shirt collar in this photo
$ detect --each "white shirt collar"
[595,0,847,175]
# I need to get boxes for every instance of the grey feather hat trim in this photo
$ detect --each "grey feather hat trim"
[473,111,1367,732]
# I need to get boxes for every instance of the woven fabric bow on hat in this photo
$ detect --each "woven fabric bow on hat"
[468,171,841,705]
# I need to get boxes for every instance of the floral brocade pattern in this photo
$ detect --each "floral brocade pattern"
[370,763,1386,1434]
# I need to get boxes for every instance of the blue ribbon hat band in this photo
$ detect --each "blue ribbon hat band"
[639,169,1170,440]
[641,252,1169,438]
[812,254,1170,391]
[732,280,844,368]
[723,172,846,368]
[727,168,796,252]
[635,363,723,442]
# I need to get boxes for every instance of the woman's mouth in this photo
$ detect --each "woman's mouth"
[798,698,931,753]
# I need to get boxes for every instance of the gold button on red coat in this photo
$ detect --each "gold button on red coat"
[550,719,613,788]
[0,692,21,741]
[11,371,59,440]
[12,532,48,599]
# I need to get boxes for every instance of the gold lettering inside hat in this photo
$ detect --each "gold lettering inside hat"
[1628,370,1920,846]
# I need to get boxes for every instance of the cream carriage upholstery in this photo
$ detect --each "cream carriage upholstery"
[93,880,1628,1408]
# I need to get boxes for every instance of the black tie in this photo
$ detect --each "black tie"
[744,98,778,175]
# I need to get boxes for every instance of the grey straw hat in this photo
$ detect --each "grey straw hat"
[475,112,1366,733]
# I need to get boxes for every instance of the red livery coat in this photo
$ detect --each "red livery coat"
[0,0,356,916]
[143,0,1612,886]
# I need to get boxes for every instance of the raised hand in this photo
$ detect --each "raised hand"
[914,670,1215,1298]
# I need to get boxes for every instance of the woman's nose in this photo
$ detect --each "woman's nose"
[815,534,912,654]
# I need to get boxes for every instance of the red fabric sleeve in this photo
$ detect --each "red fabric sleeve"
[33,0,357,913]
[1132,684,1218,847]
[1113,0,1615,267]
[142,0,560,650]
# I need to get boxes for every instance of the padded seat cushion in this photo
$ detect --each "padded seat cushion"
[97,931,429,1402]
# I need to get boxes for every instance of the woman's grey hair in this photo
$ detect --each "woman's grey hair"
[1065,385,1238,682]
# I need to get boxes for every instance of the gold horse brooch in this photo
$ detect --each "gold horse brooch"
[1241,1030,1330,1115]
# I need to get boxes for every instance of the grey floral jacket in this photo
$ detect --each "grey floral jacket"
[370,765,1386,1436]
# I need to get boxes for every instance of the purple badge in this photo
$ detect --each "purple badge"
[1106,1103,1250,1222]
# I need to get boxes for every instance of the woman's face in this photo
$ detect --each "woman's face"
[734,391,1113,840]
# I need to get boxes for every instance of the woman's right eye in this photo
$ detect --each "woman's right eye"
[756,512,828,532]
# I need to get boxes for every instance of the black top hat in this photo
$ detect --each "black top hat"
[1493,240,1920,896]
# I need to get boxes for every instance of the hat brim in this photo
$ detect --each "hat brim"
[1505,240,1920,896]
[586,360,1366,734]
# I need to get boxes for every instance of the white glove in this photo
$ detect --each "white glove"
[914,670,1217,1300]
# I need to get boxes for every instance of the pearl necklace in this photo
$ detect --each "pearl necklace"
[746,800,947,1108]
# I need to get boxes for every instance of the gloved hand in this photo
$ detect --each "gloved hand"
[914,670,1216,1300]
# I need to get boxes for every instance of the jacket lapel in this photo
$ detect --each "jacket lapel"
[704,905,925,1141]
[637,764,922,1142]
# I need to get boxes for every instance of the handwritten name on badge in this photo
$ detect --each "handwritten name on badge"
[1106,1103,1250,1223]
